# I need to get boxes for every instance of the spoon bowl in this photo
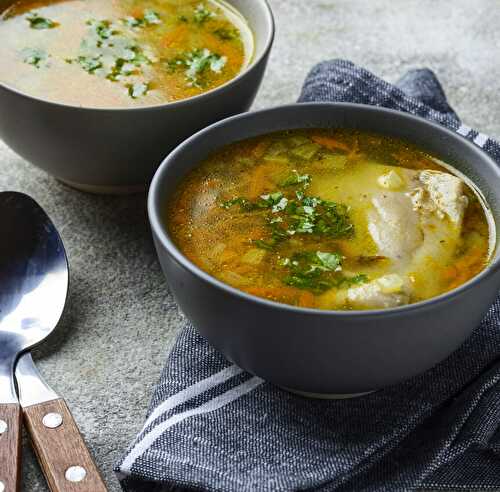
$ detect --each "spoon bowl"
[0,191,68,401]
[0,191,68,491]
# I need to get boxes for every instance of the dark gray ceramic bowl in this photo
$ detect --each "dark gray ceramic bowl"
[149,103,500,396]
[0,0,274,194]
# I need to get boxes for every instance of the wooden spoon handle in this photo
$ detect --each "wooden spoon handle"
[23,399,107,492]
[0,403,22,492]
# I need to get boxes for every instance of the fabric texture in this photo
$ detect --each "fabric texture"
[116,60,500,492]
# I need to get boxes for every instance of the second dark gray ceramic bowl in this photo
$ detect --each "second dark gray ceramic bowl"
[149,103,500,396]
[0,0,274,194]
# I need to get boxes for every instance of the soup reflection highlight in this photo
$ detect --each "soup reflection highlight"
[0,0,253,107]
[168,129,494,310]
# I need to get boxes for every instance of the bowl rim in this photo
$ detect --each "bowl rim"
[148,101,500,318]
[0,0,275,112]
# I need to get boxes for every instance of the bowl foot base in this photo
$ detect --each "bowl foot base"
[280,386,376,400]
[57,178,146,195]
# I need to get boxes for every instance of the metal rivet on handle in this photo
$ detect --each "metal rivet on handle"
[0,480,5,492]
[65,466,87,483]
[42,412,63,429]
[0,420,7,435]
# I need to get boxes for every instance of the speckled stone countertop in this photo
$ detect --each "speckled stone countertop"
[1,1,499,490]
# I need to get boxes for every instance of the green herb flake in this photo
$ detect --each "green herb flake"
[315,252,343,272]
[22,48,48,69]
[144,10,161,25]
[281,170,311,188]
[213,27,238,40]
[127,82,150,99]
[86,19,117,40]
[167,48,227,87]
[194,4,215,24]
[123,10,161,28]
[106,58,136,81]
[72,55,103,74]
[185,49,226,85]
[339,274,369,287]
[26,12,59,30]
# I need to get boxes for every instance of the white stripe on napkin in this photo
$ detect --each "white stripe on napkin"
[142,364,243,431]
[120,376,264,474]
[456,124,472,137]
[473,132,489,148]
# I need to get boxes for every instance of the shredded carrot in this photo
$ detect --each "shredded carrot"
[204,178,221,189]
[311,135,351,153]
[246,286,297,299]
[130,7,144,18]
[298,291,315,307]
[347,137,359,160]
[162,25,189,48]
[252,140,270,159]
[443,247,486,290]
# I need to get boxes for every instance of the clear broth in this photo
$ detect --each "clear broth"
[0,0,253,107]
[168,129,494,311]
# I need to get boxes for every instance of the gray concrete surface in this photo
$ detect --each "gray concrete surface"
[1,1,499,490]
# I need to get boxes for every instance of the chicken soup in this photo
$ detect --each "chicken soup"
[0,0,253,107]
[168,129,494,310]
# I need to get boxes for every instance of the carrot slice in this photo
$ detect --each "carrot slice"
[312,135,351,153]
[162,25,189,48]
[252,140,270,159]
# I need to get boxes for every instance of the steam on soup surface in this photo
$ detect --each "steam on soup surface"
[0,0,253,107]
[168,129,494,311]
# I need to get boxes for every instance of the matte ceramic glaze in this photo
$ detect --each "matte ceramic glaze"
[0,0,274,192]
[149,103,500,394]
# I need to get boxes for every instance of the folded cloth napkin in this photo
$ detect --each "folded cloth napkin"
[116,60,500,492]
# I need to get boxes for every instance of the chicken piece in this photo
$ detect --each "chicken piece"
[411,170,468,224]
[368,193,423,263]
[351,167,469,309]
[346,274,410,309]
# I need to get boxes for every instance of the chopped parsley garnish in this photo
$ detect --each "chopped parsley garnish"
[123,10,161,28]
[193,4,215,24]
[144,10,161,25]
[68,55,103,74]
[86,19,117,40]
[221,190,354,243]
[213,27,239,40]
[66,19,154,93]
[127,82,150,99]
[106,46,151,81]
[280,170,311,188]
[166,48,227,87]
[22,48,48,69]
[106,58,136,81]
[26,13,59,30]
[220,197,256,211]
[281,251,367,293]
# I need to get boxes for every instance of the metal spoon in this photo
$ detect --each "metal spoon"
[0,192,106,492]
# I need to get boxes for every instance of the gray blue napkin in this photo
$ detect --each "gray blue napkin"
[116,60,500,491]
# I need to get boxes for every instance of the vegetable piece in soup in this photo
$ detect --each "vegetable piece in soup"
[167,129,494,310]
[0,0,253,107]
